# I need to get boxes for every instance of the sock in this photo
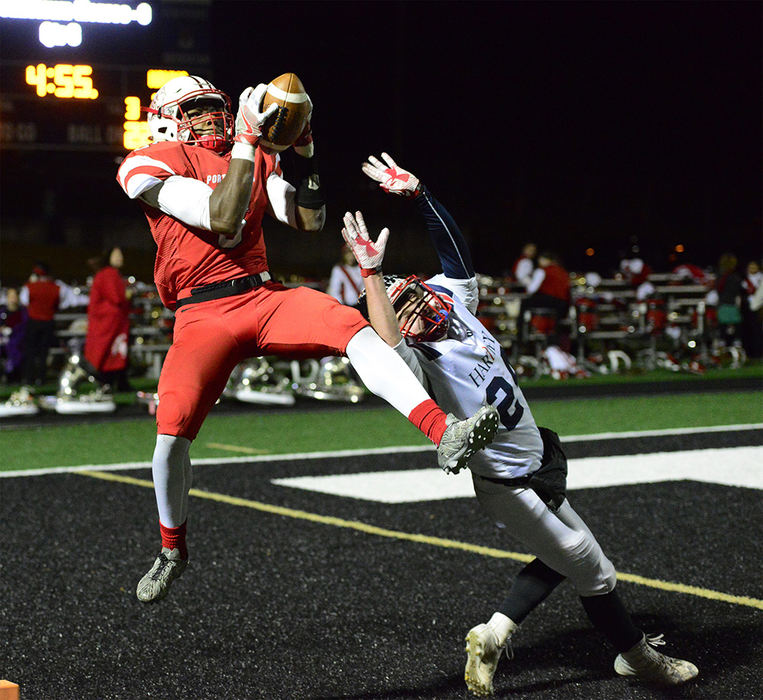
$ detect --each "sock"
[499,558,566,623]
[160,519,188,559]
[580,587,643,652]
[152,434,191,526]
[407,398,448,444]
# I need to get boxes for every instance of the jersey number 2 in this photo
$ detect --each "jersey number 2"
[486,375,524,431]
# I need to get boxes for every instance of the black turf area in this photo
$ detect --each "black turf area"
[1,432,761,699]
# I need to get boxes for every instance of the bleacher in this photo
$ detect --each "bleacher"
[10,268,745,385]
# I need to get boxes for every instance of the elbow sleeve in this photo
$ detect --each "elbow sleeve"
[156,176,213,230]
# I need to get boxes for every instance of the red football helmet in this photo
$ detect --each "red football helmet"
[146,75,234,153]
[386,275,452,342]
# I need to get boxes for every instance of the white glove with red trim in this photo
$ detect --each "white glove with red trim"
[234,84,278,146]
[362,152,421,197]
[341,211,389,277]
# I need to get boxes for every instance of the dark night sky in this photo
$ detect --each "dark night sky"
[208,1,761,273]
[1,1,760,281]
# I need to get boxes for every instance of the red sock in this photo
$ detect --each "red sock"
[160,520,188,560]
[408,399,448,445]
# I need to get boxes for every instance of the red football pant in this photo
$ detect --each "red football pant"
[157,282,368,439]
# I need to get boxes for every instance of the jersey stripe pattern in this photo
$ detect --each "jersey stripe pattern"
[116,141,280,309]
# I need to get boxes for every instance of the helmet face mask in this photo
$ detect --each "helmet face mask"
[387,275,452,342]
[146,76,233,153]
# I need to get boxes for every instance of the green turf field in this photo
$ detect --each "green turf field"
[1,389,759,473]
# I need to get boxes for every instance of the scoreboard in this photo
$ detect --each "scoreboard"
[0,0,212,153]
[0,59,188,152]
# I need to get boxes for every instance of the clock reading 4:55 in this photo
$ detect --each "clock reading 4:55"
[25,64,99,99]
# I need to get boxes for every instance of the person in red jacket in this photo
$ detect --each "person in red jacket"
[20,262,60,386]
[83,247,131,388]
[518,251,571,344]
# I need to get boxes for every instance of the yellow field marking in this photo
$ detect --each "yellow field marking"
[205,442,270,455]
[77,469,763,611]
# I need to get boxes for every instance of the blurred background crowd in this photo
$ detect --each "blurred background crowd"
[0,1,760,411]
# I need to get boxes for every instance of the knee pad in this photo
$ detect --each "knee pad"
[157,389,201,440]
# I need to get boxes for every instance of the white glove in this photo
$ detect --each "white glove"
[341,211,389,277]
[361,152,421,197]
[234,84,278,146]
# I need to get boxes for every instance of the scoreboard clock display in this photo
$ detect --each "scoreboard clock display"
[0,60,188,151]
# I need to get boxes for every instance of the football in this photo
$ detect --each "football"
[260,72,310,151]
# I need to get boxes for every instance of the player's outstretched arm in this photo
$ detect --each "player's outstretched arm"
[361,152,474,279]
[341,211,401,347]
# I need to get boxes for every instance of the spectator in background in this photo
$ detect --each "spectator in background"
[326,243,363,306]
[0,288,28,383]
[518,251,571,344]
[619,244,655,301]
[84,247,132,389]
[741,260,762,358]
[19,262,60,387]
[715,252,744,346]
[512,242,537,291]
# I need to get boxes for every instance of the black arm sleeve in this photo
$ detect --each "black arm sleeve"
[413,185,474,278]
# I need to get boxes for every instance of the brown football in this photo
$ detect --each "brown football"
[260,72,310,151]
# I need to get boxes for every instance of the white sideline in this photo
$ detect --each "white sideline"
[1,423,761,478]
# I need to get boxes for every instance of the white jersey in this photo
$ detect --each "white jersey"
[395,275,543,480]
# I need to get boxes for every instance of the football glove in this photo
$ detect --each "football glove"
[341,211,389,277]
[362,152,421,197]
[234,84,278,146]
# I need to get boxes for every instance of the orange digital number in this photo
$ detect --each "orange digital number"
[73,65,98,99]
[124,96,141,121]
[25,64,47,97]
[53,64,75,98]
[24,64,99,99]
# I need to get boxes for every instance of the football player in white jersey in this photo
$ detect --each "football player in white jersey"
[342,153,698,696]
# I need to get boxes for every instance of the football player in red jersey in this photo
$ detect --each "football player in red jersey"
[116,75,499,603]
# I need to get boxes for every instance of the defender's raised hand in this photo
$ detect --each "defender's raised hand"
[341,211,390,277]
[362,152,421,197]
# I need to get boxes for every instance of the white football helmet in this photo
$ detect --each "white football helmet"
[146,75,233,153]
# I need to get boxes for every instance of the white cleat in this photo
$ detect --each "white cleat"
[464,623,510,696]
[437,405,500,474]
[136,547,188,603]
[614,633,698,685]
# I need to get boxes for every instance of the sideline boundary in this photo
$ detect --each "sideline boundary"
[2,423,762,478]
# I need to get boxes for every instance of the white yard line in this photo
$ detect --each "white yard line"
[1,423,761,478]
[272,446,763,502]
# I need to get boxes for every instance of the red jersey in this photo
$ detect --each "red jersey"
[24,278,60,321]
[538,264,570,302]
[116,141,280,309]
